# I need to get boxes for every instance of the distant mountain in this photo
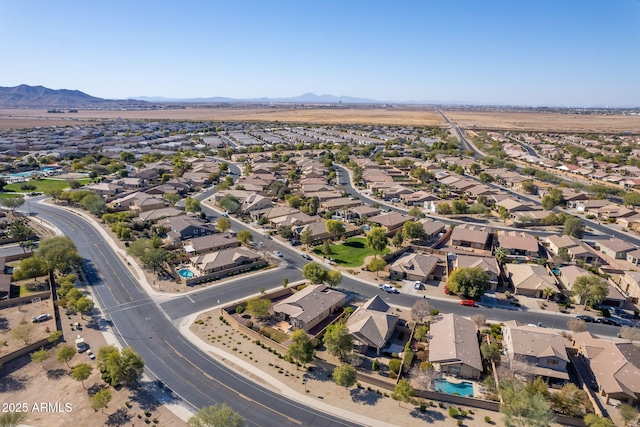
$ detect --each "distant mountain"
[0,84,146,108]
[132,92,379,104]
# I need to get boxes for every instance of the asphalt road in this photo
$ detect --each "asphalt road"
[26,200,361,427]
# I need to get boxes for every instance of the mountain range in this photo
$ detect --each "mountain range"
[0,85,146,108]
[131,92,380,104]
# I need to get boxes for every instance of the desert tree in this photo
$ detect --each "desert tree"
[90,388,112,414]
[287,329,315,369]
[188,403,245,427]
[566,319,587,333]
[70,363,93,389]
[619,326,640,342]
[471,314,486,329]
[332,363,357,388]
[31,347,51,370]
[411,299,434,324]
[56,343,77,368]
[392,379,414,407]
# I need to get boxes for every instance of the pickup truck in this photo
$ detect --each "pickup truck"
[75,335,90,353]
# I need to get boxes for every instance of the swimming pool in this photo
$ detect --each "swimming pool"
[434,379,474,397]
[178,268,194,278]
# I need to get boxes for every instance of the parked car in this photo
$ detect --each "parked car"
[31,313,51,323]
[273,251,283,257]
[87,350,95,360]
[460,299,476,307]
[598,318,620,326]
[301,254,312,260]
[413,281,423,290]
[386,287,399,294]
[379,284,393,291]
[576,315,596,323]
[290,239,301,246]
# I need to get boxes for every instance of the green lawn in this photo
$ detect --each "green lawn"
[4,178,92,193]
[313,237,390,267]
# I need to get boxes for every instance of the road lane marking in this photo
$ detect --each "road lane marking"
[164,340,303,425]
[187,294,195,304]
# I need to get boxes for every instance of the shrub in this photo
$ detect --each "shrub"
[235,305,245,314]
[457,420,463,426]
[485,416,491,423]
[430,309,440,316]
[449,407,460,418]
[194,319,204,325]
[460,409,467,417]
[388,358,402,374]
[372,358,380,371]
[245,320,253,329]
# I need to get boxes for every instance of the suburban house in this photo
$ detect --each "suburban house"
[270,212,319,229]
[620,271,640,303]
[450,224,492,250]
[138,207,184,222]
[429,313,483,379]
[595,238,636,260]
[389,253,443,282]
[401,190,439,206]
[189,247,265,282]
[504,263,559,298]
[368,212,415,234]
[320,198,362,213]
[496,230,539,259]
[546,235,602,265]
[420,219,446,241]
[159,216,216,244]
[347,295,399,355]
[250,206,299,222]
[556,265,589,295]
[573,331,640,404]
[273,284,346,332]
[501,321,569,382]
[183,232,239,255]
[348,205,381,220]
[453,255,500,289]
[241,193,274,213]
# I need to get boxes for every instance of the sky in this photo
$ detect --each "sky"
[1,0,639,107]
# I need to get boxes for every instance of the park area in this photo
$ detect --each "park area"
[313,237,390,267]
[3,178,92,193]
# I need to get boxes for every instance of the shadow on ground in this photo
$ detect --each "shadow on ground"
[349,387,383,405]
[409,407,446,423]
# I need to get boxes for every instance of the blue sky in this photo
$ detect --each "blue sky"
[1,0,639,106]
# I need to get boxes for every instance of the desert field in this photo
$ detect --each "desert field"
[442,110,640,133]
[1,107,638,133]
[0,107,444,129]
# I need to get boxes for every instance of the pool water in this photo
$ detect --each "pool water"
[178,268,194,278]
[434,379,474,397]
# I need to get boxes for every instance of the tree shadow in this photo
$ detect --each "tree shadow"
[0,374,28,392]
[349,387,383,405]
[302,367,332,383]
[106,407,132,426]
[343,241,365,249]
[46,368,67,380]
[0,316,9,331]
[87,382,109,397]
[128,385,160,412]
[409,407,446,423]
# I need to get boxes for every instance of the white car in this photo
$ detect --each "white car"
[413,281,423,290]
[301,254,312,260]
[87,350,95,360]
[273,251,283,257]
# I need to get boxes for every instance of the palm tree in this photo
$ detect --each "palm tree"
[494,247,508,265]
[542,287,555,301]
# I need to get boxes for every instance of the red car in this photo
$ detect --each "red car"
[460,299,476,307]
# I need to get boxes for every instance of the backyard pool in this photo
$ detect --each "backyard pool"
[434,379,474,397]
[178,268,194,278]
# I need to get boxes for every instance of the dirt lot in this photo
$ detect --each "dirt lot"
[188,308,505,427]
[0,299,54,355]
[1,304,185,427]
[0,107,444,128]
[442,110,640,133]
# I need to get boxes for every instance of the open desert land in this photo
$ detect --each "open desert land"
[0,107,445,129]
[442,110,640,133]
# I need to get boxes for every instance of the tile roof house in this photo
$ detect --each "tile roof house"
[595,238,636,260]
[190,247,263,278]
[546,235,602,265]
[347,296,398,356]
[241,193,274,213]
[348,205,381,220]
[453,255,500,289]
[183,232,239,255]
[573,331,640,404]
[273,284,346,332]
[502,321,569,382]
[369,212,415,233]
[504,263,559,298]
[138,207,184,222]
[496,230,539,258]
[420,219,446,241]
[620,271,640,303]
[389,253,442,282]
[159,216,216,244]
[429,313,482,379]
[450,224,492,250]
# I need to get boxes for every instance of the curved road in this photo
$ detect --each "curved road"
[28,201,360,427]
